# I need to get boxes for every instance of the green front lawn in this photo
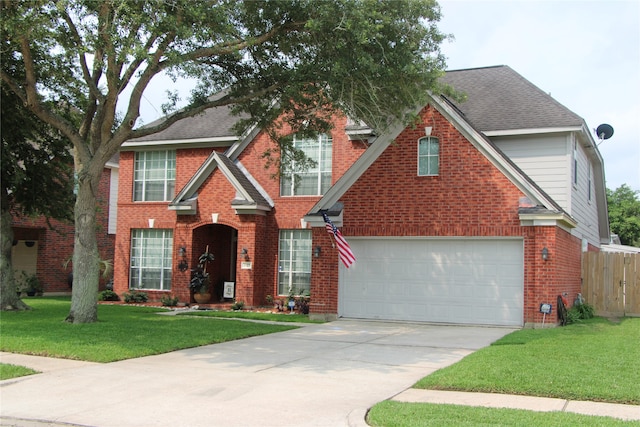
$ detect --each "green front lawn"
[415,317,639,404]
[369,317,639,426]
[367,401,638,427]
[0,297,297,363]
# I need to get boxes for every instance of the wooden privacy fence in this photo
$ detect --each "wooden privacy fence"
[582,252,640,317]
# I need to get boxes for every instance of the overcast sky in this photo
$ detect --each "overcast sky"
[136,0,639,191]
[438,0,640,191]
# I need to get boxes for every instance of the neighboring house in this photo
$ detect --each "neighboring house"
[11,157,119,294]
[602,235,640,254]
[113,65,608,326]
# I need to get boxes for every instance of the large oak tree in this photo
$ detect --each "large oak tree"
[1,0,448,323]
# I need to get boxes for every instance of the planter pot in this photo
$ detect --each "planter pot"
[194,292,211,304]
[26,289,37,297]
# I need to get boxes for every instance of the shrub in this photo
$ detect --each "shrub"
[231,300,244,310]
[160,295,179,306]
[98,290,119,301]
[123,291,148,303]
[566,302,595,324]
[16,271,43,295]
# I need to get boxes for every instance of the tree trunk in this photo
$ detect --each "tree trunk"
[65,174,100,323]
[0,194,31,311]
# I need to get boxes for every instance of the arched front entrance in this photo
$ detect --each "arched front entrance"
[190,223,238,302]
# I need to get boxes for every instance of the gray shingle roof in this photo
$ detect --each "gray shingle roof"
[441,65,584,132]
[132,102,244,142]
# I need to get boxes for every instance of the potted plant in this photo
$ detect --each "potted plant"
[23,273,42,296]
[189,246,215,303]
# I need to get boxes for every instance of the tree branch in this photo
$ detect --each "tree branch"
[118,31,157,95]
[60,10,102,142]
[166,20,306,68]
[13,36,85,158]
[61,11,102,102]
[113,31,177,144]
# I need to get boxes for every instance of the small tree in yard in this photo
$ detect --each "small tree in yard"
[1,0,448,323]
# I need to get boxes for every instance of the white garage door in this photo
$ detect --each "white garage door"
[339,238,524,326]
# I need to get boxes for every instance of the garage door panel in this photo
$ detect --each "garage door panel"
[339,238,524,326]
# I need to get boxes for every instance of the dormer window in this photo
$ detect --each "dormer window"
[418,136,439,176]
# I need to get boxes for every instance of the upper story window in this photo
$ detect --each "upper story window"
[134,150,176,201]
[280,134,332,196]
[418,136,439,176]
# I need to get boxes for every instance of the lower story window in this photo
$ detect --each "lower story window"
[130,229,173,290]
[278,229,311,295]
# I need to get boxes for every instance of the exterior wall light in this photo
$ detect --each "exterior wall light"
[178,246,188,272]
[240,248,249,261]
[542,247,549,261]
[314,246,322,258]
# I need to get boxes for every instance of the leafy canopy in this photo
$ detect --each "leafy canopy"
[1,49,75,222]
[1,0,448,322]
[607,184,640,246]
[2,0,448,158]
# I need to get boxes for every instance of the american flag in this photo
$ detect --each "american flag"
[322,212,356,268]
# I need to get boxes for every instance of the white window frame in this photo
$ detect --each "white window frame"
[129,229,173,290]
[133,150,176,201]
[277,229,311,295]
[280,134,332,196]
[418,136,439,176]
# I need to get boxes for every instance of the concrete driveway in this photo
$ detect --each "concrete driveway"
[0,320,515,427]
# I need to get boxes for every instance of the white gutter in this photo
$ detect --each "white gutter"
[122,135,238,148]
[484,126,582,137]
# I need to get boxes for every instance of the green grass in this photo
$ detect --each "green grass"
[177,309,323,323]
[0,363,39,380]
[369,318,639,426]
[414,317,640,405]
[367,401,638,427]
[0,297,297,363]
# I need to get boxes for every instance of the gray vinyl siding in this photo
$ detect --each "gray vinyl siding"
[492,133,601,247]
[570,134,601,246]
[492,134,570,210]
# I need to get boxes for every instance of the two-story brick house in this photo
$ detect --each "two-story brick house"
[113,65,608,326]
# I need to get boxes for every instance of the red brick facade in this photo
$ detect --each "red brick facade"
[113,115,368,305]
[305,106,584,324]
[113,106,585,325]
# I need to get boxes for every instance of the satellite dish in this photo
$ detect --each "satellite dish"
[596,123,614,140]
